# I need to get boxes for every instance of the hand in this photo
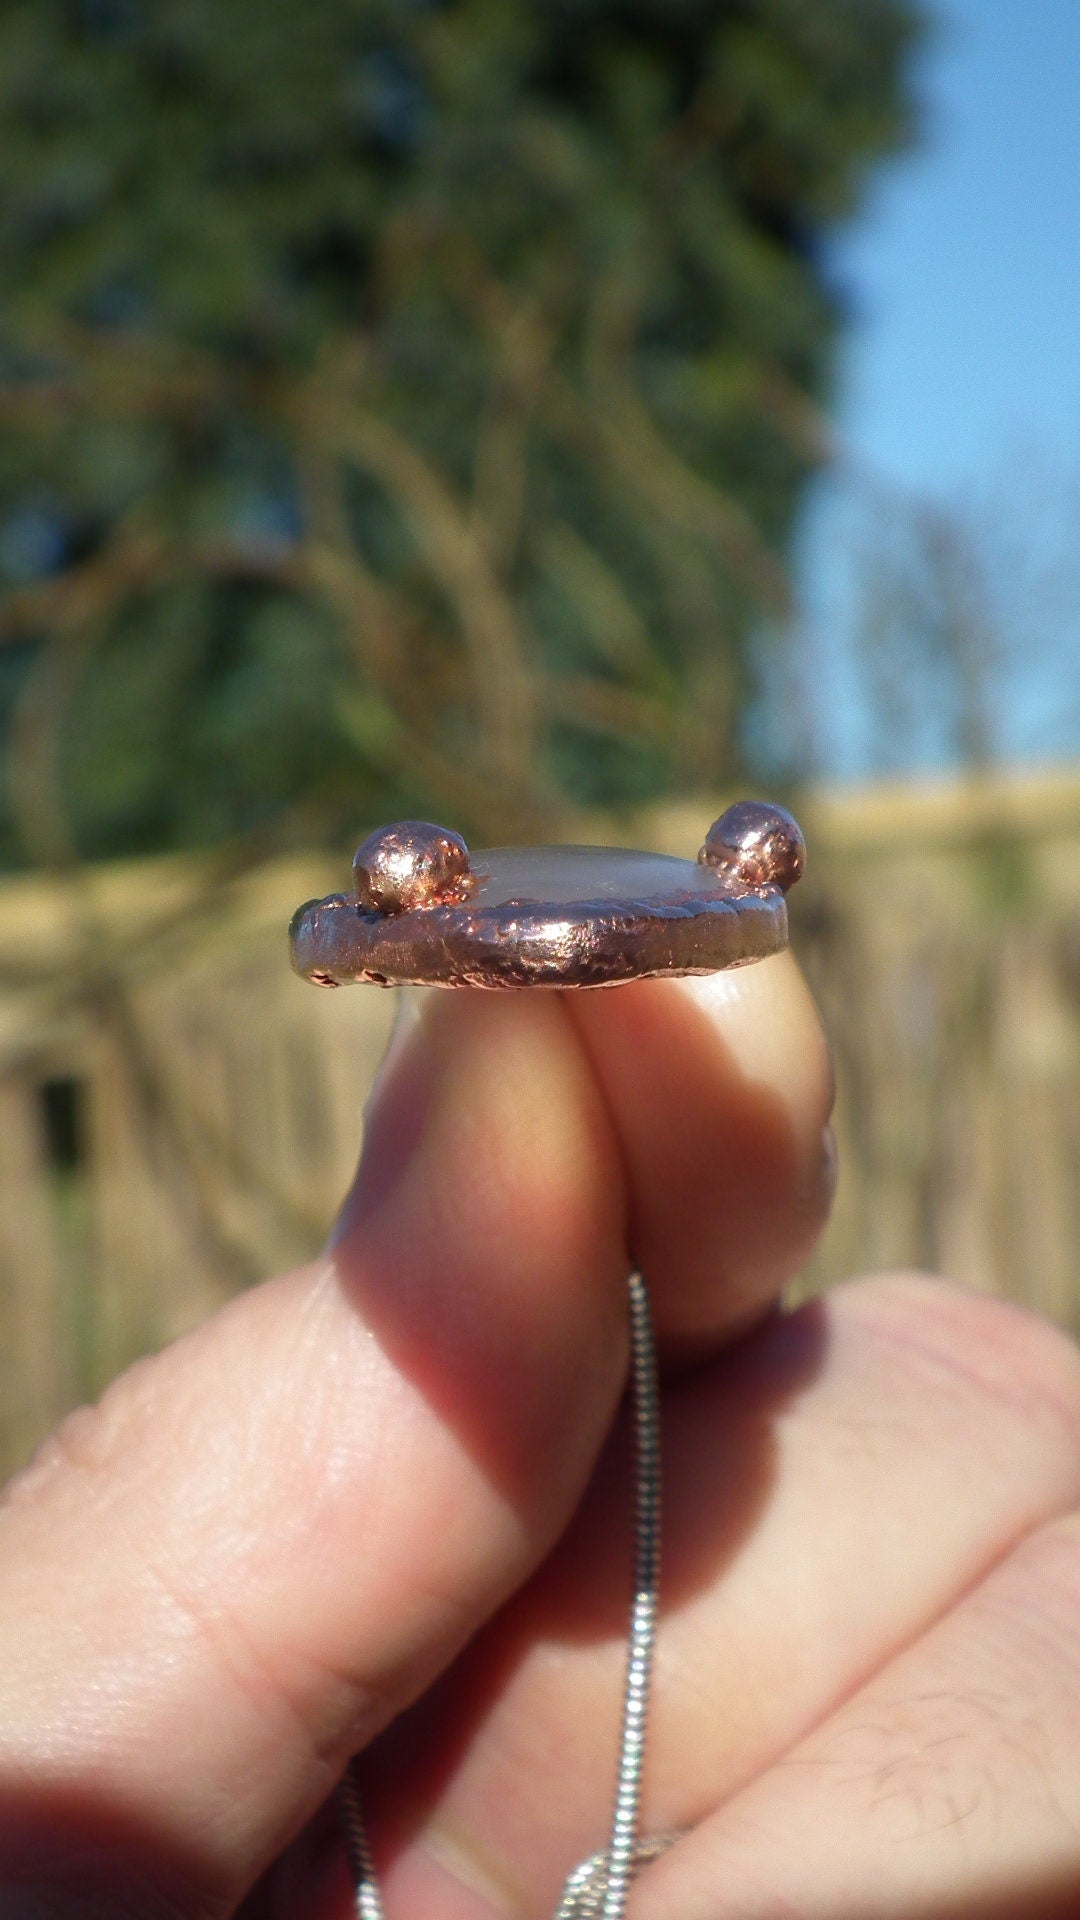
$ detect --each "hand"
[0,958,1077,1920]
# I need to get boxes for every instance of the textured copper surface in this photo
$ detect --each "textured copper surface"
[290,803,803,991]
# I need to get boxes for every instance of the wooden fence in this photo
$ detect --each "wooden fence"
[2,769,1079,1477]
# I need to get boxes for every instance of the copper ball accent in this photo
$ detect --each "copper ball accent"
[353,821,474,915]
[698,800,806,893]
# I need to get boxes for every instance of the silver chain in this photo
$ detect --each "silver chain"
[336,1270,674,1918]
[336,1758,384,1920]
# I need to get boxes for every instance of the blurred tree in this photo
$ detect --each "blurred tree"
[0,0,921,867]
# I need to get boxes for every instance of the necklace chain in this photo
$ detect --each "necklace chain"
[337,1270,669,1919]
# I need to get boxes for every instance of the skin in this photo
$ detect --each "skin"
[2,952,1080,1918]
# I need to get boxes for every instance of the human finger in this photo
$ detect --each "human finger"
[565,951,835,1353]
[0,989,629,1918]
[357,1275,1080,1915]
[635,1509,1080,1918]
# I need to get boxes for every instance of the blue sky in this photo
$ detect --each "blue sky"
[793,0,1080,778]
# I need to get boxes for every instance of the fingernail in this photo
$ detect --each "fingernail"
[820,1121,839,1210]
[364,985,427,1118]
[414,1821,520,1916]
[330,986,436,1243]
[674,950,830,1101]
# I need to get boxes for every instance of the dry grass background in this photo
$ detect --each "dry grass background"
[2,765,1078,1478]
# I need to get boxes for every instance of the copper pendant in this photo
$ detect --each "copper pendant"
[289,799,804,990]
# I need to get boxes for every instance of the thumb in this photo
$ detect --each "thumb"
[0,989,628,1917]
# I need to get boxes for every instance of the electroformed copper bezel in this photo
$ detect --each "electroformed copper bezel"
[289,803,804,991]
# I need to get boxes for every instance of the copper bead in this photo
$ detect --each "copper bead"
[353,821,475,915]
[698,800,805,893]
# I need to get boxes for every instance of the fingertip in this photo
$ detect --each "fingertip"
[337,988,628,1349]
[566,952,835,1350]
[675,951,834,1130]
